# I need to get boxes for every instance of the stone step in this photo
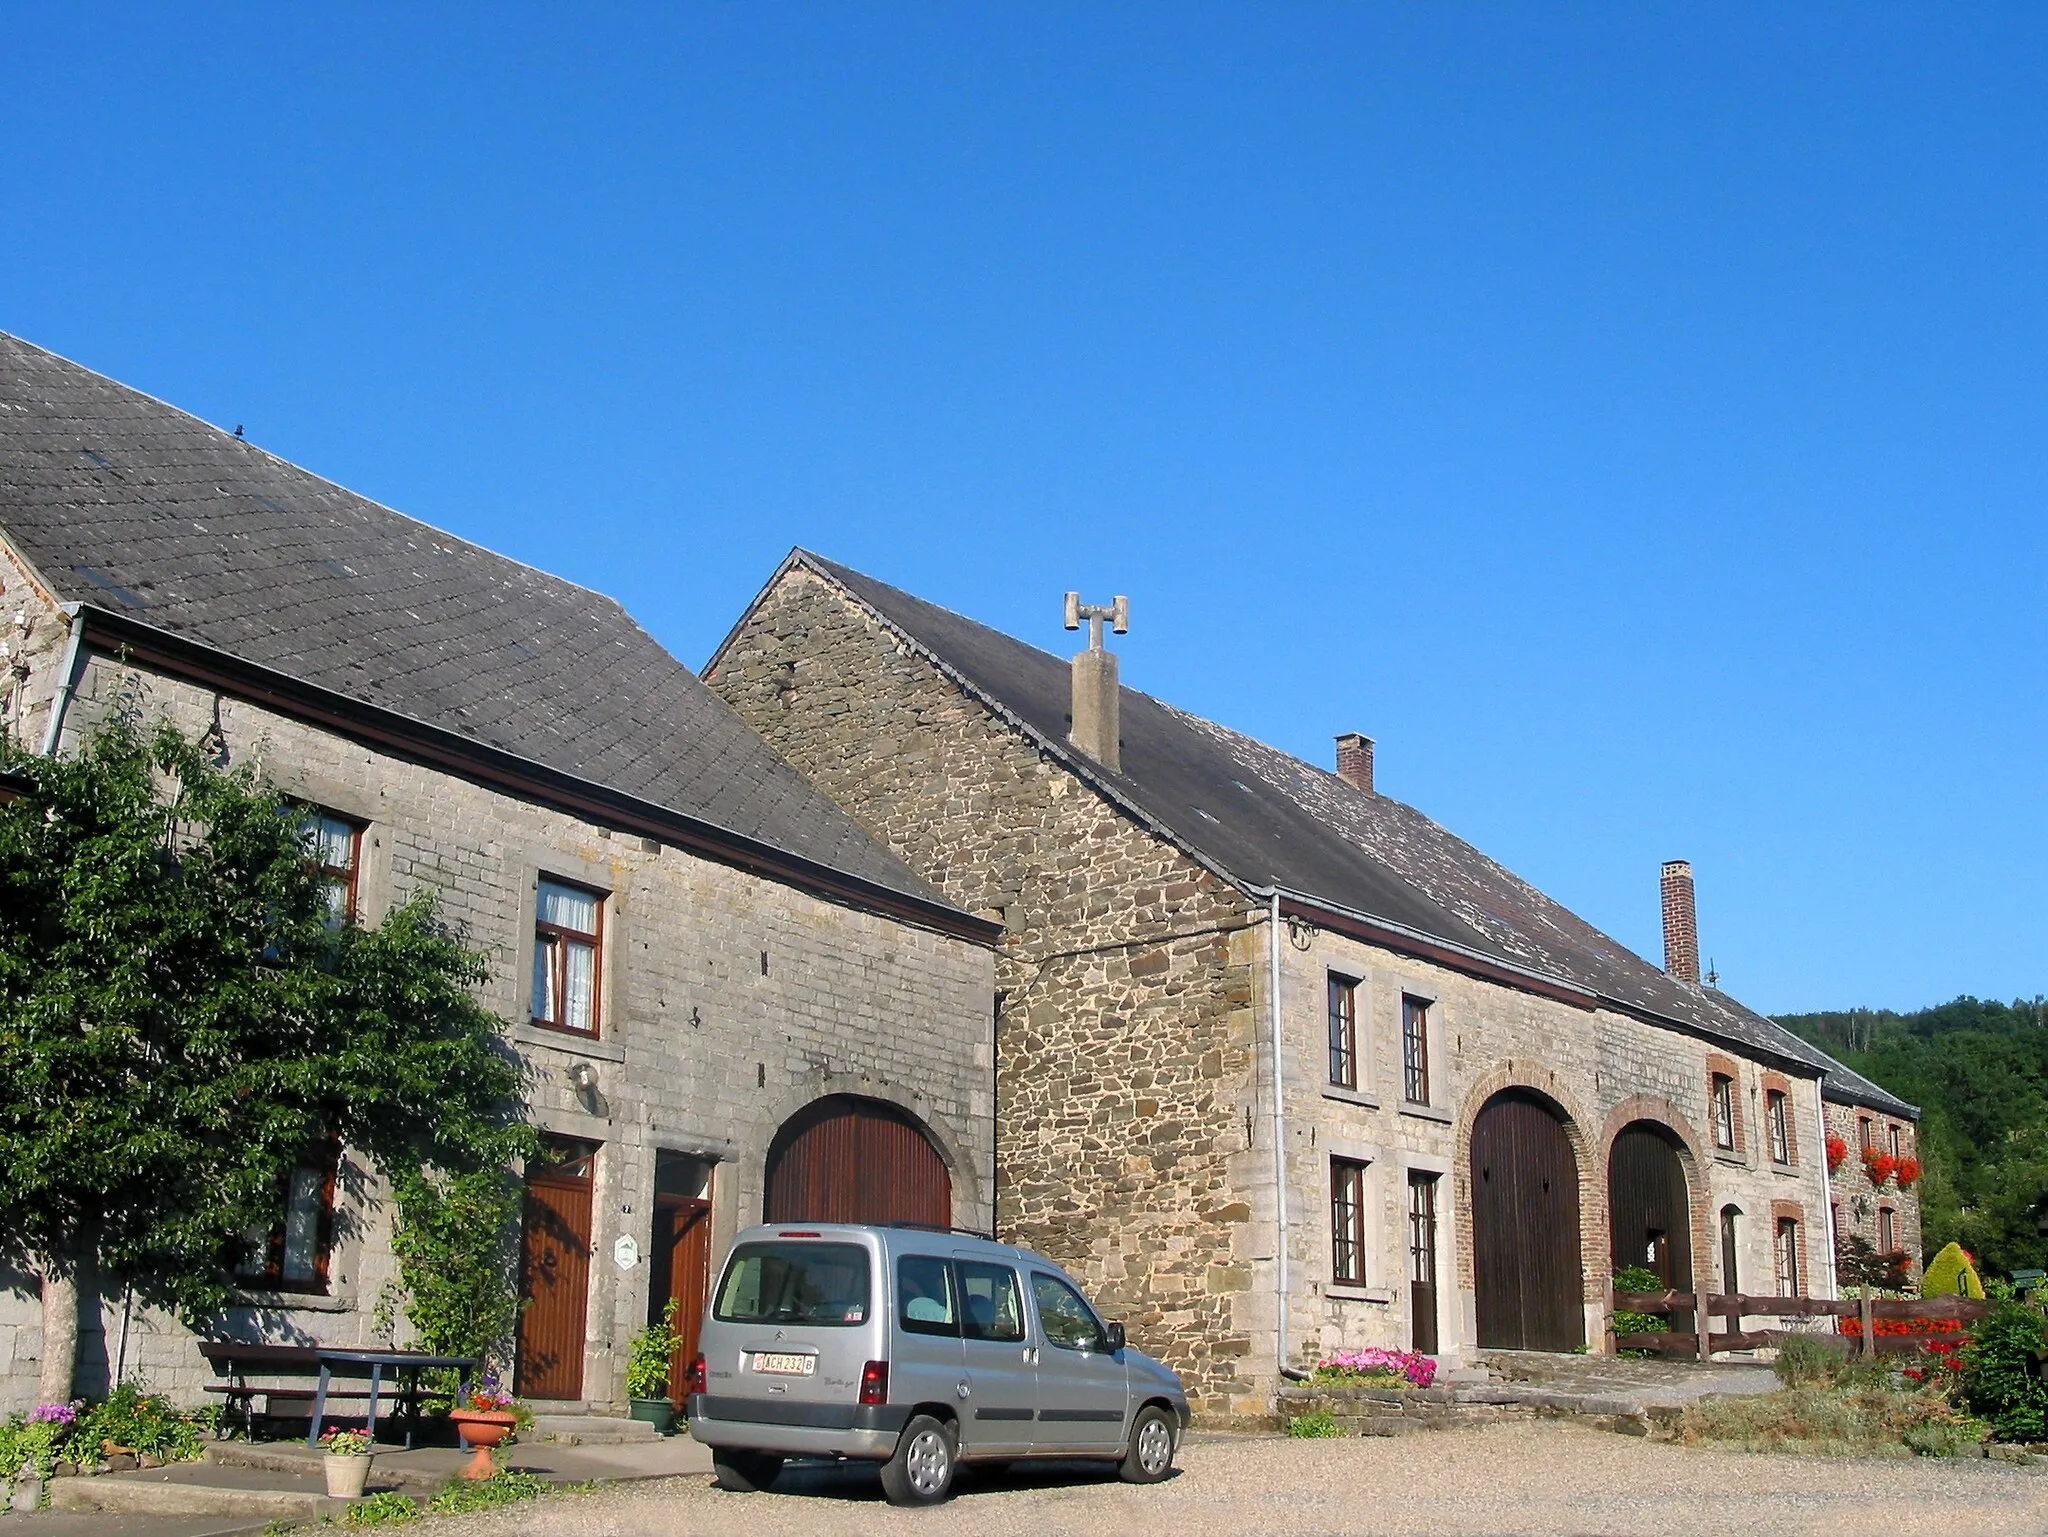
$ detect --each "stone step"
[206,1439,446,1493]
[531,1413,661,1445]
[48,1473,329,1521]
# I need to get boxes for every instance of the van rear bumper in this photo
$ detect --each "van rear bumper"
[686,1394,907,1460]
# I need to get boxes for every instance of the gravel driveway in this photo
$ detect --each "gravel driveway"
[428,1422,2048,1537]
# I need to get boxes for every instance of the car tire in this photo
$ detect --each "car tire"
[1118,1405,1176,1484]
[879,1414,957,1506]
[711,1448,784,1493]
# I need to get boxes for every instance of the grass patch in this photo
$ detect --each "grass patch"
[1677,1385,1988,1459]
[427,1468,553,1514]
[1287,1410,1344,1439]
[341,1491,423,1526]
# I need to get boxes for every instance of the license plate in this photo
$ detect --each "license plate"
[751,1352,815,1376]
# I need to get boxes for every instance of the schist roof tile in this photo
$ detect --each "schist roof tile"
[0,332,951,914]
[789,550,1914,1117]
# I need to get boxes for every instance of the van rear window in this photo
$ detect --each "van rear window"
[714,1242,871,1327]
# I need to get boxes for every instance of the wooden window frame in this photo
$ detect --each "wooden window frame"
[1766,1090,1791,1166]
[238,1140,340,1295]
[1888,1123,1902,1159]
[1719,1205,1740,1295]
[1877,1205,1896,1255]
[1330,1157,1368,1287]
[531,876,606,1038]
[1400,995,1431,1106]
[298,807,364,926]
[1858,1115,1873,1151]
[1711,1074,1736,1150]
[1326,974,1359,1090]
[1775,1216,1801,1296]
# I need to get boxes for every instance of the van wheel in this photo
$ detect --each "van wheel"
[712,1449,784,1492]
[1118,1406,1176,1483]
[880,1414,956,1506]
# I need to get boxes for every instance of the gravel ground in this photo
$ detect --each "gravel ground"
[425,1422,2048,1537]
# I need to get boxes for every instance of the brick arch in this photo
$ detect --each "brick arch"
[1599,1096,1715,1312]
[1452,1061,1606,1309]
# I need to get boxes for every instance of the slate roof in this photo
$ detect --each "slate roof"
[0,332,954,915]
[782,551,1914,1117]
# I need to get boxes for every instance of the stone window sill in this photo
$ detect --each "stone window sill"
[1325,1285,1395,1304]
[233,1290,353,1313]
[1399,1102,1453,1125]
[1321,1084,1381,1110]
[1770,1160,1799,1175]
[514,1023,627,1063]
[1713,1151,1749,1168]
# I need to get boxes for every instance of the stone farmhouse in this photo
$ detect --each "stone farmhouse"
[0,336,999,1416]
[707,551,1921,1418]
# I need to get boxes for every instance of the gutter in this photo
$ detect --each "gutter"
[38,602,84,756]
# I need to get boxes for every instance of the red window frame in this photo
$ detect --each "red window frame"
[1327,974,1358,1090]
[1401,996,1431,1106]
[237,1140,340,1294]
[531,876,605,1037]
[1330,1158,1368,1286]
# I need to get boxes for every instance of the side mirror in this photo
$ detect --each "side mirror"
[1104,1321,1126,1353]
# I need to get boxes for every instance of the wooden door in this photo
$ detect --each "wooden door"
[517,1143,595,1400]
[650,1196,713,1408]
[765,1095,950,1228]
[1471,1091,1583,1351]
[1608,1121,1694,1335]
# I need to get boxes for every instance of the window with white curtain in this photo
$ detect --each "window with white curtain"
[533,877,604,1034]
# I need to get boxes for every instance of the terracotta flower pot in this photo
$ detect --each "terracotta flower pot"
[324,1453,374,1499]
[448,1409,518,1480]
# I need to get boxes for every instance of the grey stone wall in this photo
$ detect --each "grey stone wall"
[1823,1101,1925,1280]
[0,615,994,1414]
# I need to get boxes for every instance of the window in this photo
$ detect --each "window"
[1775,1217,1801,1297]
[1401,996,1431,1105]
[1766,1090,1791,1165]
[300,810,362,927]
[897,1255,958,1337]
[237,1141,339,1293]
[1330,1158,1368,1286]
[1719,1206,1740,1295]
[1030,1271,1108,1353]
[532,878,603,1034]
[1327,974,1358,1089]
[955,1260,1025,1342]
[1888,1123,1902,1159]
[1858,1115,1873,1151]
[1408,1172,1439,1353]
[1711,1074,1736,1151]
[714,1242,870,1326]
[1877,1207,1896,1255]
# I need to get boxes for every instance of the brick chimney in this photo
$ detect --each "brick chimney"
[1661,860,1700,986]
[1335,733,1375,793]
[1064,592,1128,774]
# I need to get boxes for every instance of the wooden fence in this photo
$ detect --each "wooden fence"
[1610,1287,1992,1358]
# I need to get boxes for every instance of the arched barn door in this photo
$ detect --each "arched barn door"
[764,1095,951,1228]
[1608,1121,1695,1337]
[1471,1090,1584,1351]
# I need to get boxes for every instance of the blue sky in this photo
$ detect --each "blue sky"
[4,5,2042,1012]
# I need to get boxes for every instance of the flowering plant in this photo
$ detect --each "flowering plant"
[1311,1347,1437,1389]
[319,1427,372,1457]
[1896,1154,1922,1189]
[1825,1135,1848,1174]
[28,1403,78,1427]
[460,1375,518,1415]
[1862,1147,1899,1186]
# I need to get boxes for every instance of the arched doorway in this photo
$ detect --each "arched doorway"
[1608,1120,1692,1286]
[1471,1090,1583,1351]
[764,1095,951,1228]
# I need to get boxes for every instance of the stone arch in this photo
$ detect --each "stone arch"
[1598,1095,1714,1311]
[1453,1061,1604,1309]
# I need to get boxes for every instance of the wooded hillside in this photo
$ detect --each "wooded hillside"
[1774,997,2048,1277]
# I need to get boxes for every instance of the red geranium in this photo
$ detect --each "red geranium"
[1895,1155,1922,1188]
[1862,1147,1899,1186]
[1826,1135,1849,1174]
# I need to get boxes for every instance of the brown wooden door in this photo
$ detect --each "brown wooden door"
[650,1196,713,1409]
[1471,1090,1583,1351]
[517,1144,594,1400]
[764,1096,950,1228]
[1608,1120,1694,1333]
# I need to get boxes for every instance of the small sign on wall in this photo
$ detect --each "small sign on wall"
[613,1235,640,1271]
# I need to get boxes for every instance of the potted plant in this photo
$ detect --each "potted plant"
[318,1427,374,1499]
[626,1300,683,1434]
[446,1378,520,1481]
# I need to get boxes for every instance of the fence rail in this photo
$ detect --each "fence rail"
[1608,1287,1990,1358]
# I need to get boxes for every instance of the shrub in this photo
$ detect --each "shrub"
[342,1492,422,1527]
[1960,1301,2048,1442]
[1286,1410,1344,1439]
[427,1468,552,1514]
[1921,1242,1986,1300]
[626,1298,682,1400]
[1309,1347,1436,1388]
[1775,1334,1852,1387]
[1678,1384,1984,1458]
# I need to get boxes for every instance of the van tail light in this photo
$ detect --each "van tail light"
[686,1353,707,1394]
[858,1360,889,1405]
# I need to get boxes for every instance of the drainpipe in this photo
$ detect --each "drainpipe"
[1814,1077,1840,1299]
[39,603,85,757]
[1268,891,1298,1381]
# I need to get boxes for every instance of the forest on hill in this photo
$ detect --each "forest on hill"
[1773,996,2048,1278]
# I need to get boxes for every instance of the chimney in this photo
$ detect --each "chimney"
[1064,591,1129,774]
[1335,733,1375,793]
[1661,859,1700,986]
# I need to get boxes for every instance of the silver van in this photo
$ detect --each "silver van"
[686,1223,1190,1505]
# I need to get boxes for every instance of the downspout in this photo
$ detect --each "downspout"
[1815,1077,1840,1299]
[39,603,85,757]
[1268,891,1301,1381]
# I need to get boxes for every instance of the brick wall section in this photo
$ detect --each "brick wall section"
[1823,1100,1925,1280]
[1771,1200,1811,1295]
[707,565,1265,1413]
[0,629,995,1414]
[1705,1052,1746,1156]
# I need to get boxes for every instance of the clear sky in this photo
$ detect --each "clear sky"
[4,5,2042,1013]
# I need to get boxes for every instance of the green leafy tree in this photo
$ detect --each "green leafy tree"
[0,715,534,1401]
